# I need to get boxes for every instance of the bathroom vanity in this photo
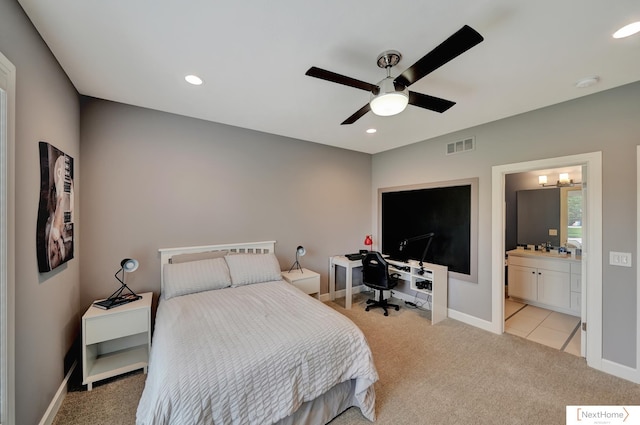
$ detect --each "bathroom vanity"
[507,249,581,316]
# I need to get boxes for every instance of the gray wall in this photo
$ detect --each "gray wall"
[79,98,372,309]
[505,172,542,250]
[0,2,81,424]
[373,81,640,367]
[3,0,640,421]
[516,188,560,247]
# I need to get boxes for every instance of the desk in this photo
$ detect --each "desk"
[329,255,449,324]
[386,259,449,324]
[328,255,363,309]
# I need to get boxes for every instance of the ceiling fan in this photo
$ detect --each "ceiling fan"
[305,25,484,125]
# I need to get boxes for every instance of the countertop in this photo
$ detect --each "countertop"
[507,248,581,262]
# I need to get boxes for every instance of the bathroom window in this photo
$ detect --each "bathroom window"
[561,187,582,248]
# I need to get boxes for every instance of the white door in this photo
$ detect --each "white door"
[0,50,16,425]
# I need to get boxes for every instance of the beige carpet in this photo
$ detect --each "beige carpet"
[54,294,640,425]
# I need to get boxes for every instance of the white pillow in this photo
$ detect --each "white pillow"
[170,249,228,264]
[163,257,232,299]
[225,253,282,286]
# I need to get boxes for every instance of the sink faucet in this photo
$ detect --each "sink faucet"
[567,240,582,250]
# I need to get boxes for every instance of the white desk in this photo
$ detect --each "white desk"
[329,254,449,324]
[386,259,449,324]
[328,255,363,309]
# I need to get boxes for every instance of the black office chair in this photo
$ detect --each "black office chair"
[361,251,400,316]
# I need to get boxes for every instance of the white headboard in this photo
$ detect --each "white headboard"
[158,240,276,294]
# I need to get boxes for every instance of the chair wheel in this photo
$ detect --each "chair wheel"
[395,306,400,311]
[384,311,389,316]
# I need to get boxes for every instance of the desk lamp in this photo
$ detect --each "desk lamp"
[93,258,142,309]
[398,233,434,275]
[288,246,306,273]
[364,235,373,251]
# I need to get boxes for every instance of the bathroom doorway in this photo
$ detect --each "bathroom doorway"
[491,152,603,368]
[503,167,583,355]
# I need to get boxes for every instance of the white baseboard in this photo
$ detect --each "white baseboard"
[392,292,497,333]
[39,360,76,425]
[447,308,497,333]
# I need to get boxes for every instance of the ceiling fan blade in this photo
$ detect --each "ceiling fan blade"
[341,104,371,125]
[306,67,377,92]
[408,91,455,113]
[395,25,484,88]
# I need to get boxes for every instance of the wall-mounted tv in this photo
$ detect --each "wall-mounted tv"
[379,178,478,282]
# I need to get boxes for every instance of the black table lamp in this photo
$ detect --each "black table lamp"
[93,258,142,309]
[288,246,306,273]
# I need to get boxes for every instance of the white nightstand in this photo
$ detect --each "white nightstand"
[82,292,152,390]
[281,269,320,298]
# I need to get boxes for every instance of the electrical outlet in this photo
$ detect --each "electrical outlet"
[609,251,632,267]
[549,229,558,236]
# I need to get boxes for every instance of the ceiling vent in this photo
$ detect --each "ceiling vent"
[446,137,475,155]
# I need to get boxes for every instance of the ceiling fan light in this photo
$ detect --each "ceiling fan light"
[370,92,409,116]
[370,77,409,116]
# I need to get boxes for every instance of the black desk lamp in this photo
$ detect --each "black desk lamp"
[288,246,306,273]
[398,232,434,275]
[93,258,142,309]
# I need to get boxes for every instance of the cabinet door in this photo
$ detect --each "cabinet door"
[537,269,571,309]
[508,265,538,301]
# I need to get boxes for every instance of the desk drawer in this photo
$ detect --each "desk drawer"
[85,309,148,345]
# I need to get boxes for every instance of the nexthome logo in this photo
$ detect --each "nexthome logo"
[566,406,637,424]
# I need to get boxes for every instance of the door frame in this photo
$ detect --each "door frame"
[0,50,16,425]
[636,146,640,383]
[491,152,603,370]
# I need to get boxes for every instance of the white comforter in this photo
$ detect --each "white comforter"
[136,280,378,424]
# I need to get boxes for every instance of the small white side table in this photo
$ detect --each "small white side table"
[281,269,320,298]
[328,255,362,309]
[82,292,152,390]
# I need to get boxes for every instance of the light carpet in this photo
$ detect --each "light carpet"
[53,294,640,424]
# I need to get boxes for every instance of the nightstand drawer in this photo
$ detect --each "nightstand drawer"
[281,269,320,297]
[85,308,148,345]
[293,277,320,295]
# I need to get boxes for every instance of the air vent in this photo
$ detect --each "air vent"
[446,137,475,155]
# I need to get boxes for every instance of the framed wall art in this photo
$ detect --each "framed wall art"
[36,141,74,272]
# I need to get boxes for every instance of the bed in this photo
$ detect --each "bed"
[136,241,378,425]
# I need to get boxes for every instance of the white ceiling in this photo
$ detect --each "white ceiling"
[17,0,640,154]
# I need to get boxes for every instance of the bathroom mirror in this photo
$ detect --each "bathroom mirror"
[516,188,560,246]
[505,167,582,251]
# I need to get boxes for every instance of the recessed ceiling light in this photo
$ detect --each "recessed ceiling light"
[575,76,599,88]
[613,21,640,39]
[185,74,203,85]
[366,128,377,134]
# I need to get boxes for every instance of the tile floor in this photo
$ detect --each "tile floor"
[505,298,582,356]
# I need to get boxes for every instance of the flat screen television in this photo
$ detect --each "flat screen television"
[379,179,477,281]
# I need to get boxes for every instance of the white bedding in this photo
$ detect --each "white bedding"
[136,280,378,424]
